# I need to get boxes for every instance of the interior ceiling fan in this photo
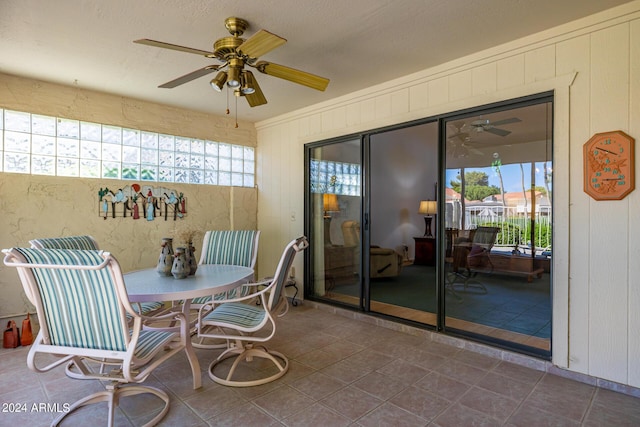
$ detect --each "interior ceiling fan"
[134,17,330,108]
[469,117,521,136]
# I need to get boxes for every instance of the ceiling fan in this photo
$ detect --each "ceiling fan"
[447,123,483,158]
[470,117,521,136]
[134,17,330,108]
[447,134,484,158]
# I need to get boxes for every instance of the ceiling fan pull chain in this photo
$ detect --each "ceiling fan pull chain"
[226,87,230,115]
[235,94,238,128]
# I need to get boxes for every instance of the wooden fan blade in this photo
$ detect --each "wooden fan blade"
[449,132,469,140]
[158,65,219,88]
[134,39,212,56]
[485,127,511,137]
[490,117,521,127]
[244,78,268,107]
[237,30,286,59]
[256,61,329,91]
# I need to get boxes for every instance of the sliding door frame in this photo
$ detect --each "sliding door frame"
[304,91,554,359]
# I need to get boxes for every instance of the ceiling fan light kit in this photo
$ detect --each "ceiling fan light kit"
[226,63,242,88]
[134,16,330,113]
[210,71,227,92]
[240,71,256,95]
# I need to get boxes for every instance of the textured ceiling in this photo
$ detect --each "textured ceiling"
[0,0,633,123]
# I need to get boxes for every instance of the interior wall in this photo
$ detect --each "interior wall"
[0,73,258,325]
[370,122,438,257]
[256,2,640,389]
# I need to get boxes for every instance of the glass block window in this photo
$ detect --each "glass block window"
[0,108,255,187]
[310,159,360,196]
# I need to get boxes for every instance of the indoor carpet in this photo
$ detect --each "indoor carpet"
[331,264,551,338]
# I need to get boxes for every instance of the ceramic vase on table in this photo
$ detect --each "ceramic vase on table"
[157,237,174,276]
[183,244,192,274]
[172,247,189,279]
[188,243,198,275]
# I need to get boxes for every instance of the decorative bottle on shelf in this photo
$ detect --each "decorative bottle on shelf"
[188,242,197,275]
[156,237,174,276]
[171,247,188,279]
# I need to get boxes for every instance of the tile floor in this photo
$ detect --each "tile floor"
[1,302,640,426]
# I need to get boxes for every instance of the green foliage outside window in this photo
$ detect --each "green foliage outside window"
[479,220,551,251]
[103,167,119,178]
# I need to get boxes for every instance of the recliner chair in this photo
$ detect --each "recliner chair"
[341,220,403,278]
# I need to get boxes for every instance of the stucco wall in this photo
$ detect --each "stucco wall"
[0,73,257,324]
[255,2,640,388]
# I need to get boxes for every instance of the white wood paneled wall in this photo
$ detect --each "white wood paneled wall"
[256,2,640,388]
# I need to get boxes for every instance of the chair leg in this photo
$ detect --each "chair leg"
[208,344,289,387]
[447,263,488,295]
[285,279,298,306]
[462,274,488,294]
[444,260,464,301]
[445,273,463,301]
[51,382,170,427]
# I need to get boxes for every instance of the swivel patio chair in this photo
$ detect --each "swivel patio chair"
[29,235,165,318]
[196,236,308,387]
[448,226,500,294]
[189,229,260,348]
[2,247,199,427]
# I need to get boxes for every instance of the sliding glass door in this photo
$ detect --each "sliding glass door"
[306,139,362,307]
[367,122,438,325]
[305,93,553,358]
[442,97,553,355]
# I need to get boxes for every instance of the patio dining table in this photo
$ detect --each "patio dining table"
[125,264,254,388]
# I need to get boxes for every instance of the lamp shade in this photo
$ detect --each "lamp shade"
[323,194,340,212]
[418,200,437,215]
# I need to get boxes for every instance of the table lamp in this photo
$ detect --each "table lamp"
[418,200,437,238]
[323,194,340,245]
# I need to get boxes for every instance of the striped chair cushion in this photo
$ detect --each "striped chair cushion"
[134,329,177,360]
[18,248,178,358]
[126,301,166,322]
[190,295,214,305]
[203,302,266,329]
[16,248,127,351]
[201,230,258,266]
[30,236,99,250]
[191,230,258,305]
[31,237,166,320]
[191,290,240,306]
[134,301,165,315]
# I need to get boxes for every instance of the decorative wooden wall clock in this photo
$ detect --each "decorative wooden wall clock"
[583,130,635,200]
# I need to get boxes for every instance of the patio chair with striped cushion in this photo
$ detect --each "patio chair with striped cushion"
[2,247,199,427]
[29,235,101,250]
[190,230,260,348]
[190,230,261,304]
[199,229,260,268]
[30,235,166,318]
[196,236,307,387]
